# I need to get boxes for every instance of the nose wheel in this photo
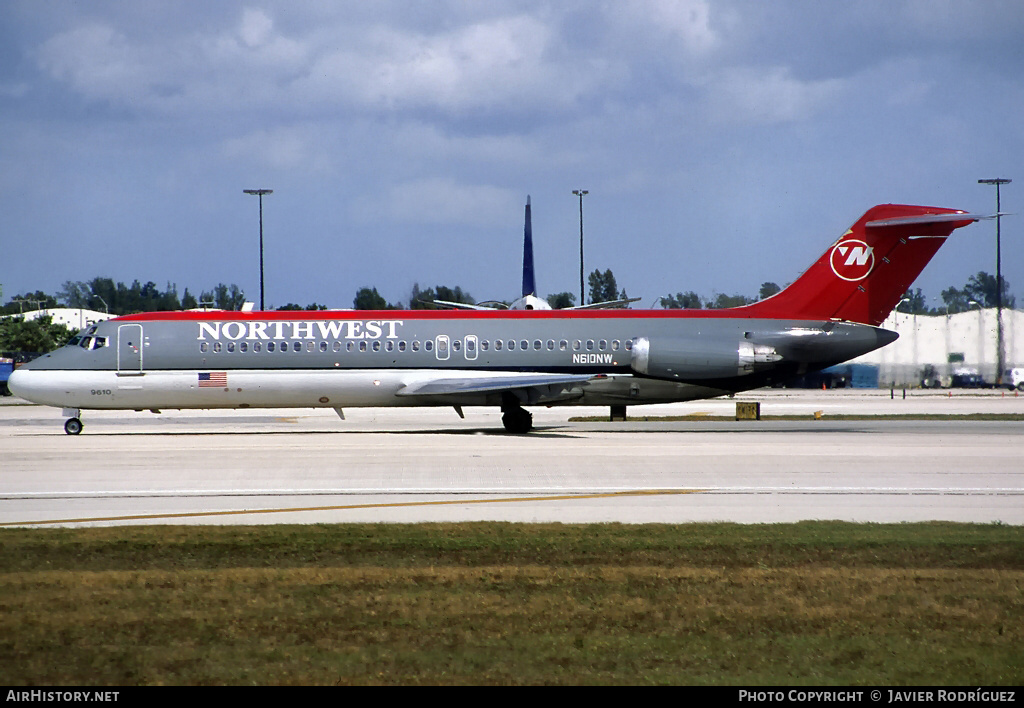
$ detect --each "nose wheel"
[64,417,83,435]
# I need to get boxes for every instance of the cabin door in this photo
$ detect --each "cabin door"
[435,335,450,361]
[117,324,144,373]
[464,335,478,361]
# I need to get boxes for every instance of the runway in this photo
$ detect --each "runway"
[2,389,1022,527]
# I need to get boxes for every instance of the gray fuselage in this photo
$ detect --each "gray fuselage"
[12,309,895,412]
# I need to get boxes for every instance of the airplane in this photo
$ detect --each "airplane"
[429,196,640,311]
[9,203,991,435]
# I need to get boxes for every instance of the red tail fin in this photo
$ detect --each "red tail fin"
[744,204,983,326]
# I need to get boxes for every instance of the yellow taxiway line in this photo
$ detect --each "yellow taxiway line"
[1,489,709,527]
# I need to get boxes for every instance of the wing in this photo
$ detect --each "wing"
[396,372,593,404]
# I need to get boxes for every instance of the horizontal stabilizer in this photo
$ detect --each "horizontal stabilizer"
[865,212,997,228]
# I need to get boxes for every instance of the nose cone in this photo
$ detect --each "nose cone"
[7,366,70,408]
[7,367,31,401]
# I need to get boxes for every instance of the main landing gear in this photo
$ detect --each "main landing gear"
[63,408,82,435]
[501,395,533,434]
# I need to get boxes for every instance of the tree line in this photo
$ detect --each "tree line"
[2,269,1014,316]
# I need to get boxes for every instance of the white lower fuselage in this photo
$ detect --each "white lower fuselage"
[19,368,723,411]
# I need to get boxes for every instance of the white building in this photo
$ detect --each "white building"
[851,307,1023,387]
[2,307,114,331]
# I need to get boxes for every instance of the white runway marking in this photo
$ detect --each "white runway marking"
[3,485,1023,500]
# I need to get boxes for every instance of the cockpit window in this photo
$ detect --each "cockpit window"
[68,336,82,347]
[77,336,107,350]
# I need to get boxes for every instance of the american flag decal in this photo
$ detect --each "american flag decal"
[198,372,228,387]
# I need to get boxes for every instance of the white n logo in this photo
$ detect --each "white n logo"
[830,239,875,281]
[840,245,872,266]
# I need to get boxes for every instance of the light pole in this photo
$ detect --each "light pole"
[572,189,588,304]
[978,178,1010,384]
[243,189,273,310]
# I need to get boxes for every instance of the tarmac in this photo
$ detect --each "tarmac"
[1,388,1022,527]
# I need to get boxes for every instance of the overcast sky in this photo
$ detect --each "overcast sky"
[3,1,1023,310]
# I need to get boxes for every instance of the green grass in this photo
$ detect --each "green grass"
[569,413,1024,422]
[1,522,1022,685]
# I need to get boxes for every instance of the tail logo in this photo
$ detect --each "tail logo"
[830,239,874,281]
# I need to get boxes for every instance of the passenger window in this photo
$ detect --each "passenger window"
[200,342,209,353]
[399,341,407,352]
[425,340,433,352]
[521,340,529,351]
[333,341,341,352]
[481,340,489,351]
[254,342,262,353]
[573,340,581,351]
[586,340,594,351]
[412,341,420,352]
[508,340,516,350]
[240,342,248,352]
[546,340,554,351]
[347,341,355,352]
[320,341,328,352]
[599,339,607,351]
[533,340,541,351]
[495,340,503,351]
[372,341,381,352]
[294,342,302,352]
[213,342,222,353]
[612,340,620,351]
[227,342,235,353]
[559,340,568,351]
[452,340,461,352]
[359,341,368,352]
[268,342,276,352]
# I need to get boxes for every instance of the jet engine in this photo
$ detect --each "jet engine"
[630,336,781,380]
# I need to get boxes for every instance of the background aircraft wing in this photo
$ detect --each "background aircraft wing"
[425,300,491,310]
[565,297,642,310]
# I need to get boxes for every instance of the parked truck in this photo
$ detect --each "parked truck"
[1002,368,1024,391]
[0,357,14,396]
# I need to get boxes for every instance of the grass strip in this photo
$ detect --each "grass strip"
[568,413,1024,422]
[1,521,1022,685]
